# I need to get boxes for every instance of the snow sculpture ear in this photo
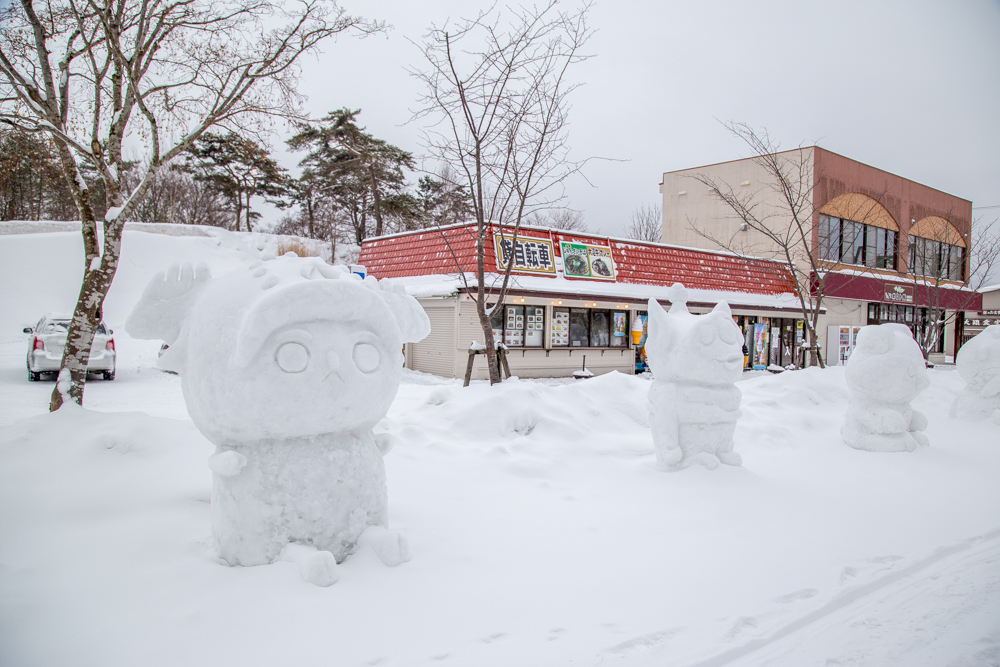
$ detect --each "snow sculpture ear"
[711,300,732,317]
[376,279,431,343]
[667,283,689,314]
[126,262,211,345]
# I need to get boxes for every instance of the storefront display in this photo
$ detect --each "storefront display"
[551,309,570,346]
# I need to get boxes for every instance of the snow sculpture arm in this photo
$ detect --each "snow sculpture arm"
[981,376,1000,398]
[125,262,211,344]
[908,409,928,432]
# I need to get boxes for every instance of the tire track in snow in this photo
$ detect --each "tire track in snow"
[683,527,1000,667]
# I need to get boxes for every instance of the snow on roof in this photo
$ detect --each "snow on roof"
[980,283,1000,294]
[359,223,796,299]
[385,271,808,312]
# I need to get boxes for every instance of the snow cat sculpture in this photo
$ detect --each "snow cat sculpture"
[645,283,745,470]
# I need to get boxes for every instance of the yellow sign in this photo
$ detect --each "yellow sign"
[493,234,557,275]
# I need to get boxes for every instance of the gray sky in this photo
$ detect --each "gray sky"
[278,0,1000,238]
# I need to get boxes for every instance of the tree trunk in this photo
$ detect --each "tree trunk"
[369,165,384,237]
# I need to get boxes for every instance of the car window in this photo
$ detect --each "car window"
[42,320,71,334]
[96,323,108,335]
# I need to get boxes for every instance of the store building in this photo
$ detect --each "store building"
[659,147,982,363]
[358,224,814,380]
[962,284,1000,346]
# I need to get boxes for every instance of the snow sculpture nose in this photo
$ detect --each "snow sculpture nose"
[326,351,340,371]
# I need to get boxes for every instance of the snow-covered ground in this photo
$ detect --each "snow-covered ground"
[1,228,999,667]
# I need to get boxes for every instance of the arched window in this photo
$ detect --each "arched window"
[817,194,899,269]
[907,216,966,282]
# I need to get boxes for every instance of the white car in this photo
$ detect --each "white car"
[24,315,116,381]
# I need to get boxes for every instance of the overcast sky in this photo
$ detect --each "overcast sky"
[272,0,1000,238]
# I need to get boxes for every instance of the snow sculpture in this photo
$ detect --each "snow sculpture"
[842,323,930,452]
[644,284,745,470]
[950,324,1000,424]
[126,255,430,574]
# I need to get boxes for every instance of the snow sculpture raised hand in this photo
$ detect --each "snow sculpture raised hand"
[645,284,745,470]
[951,324,1000,425]
[126,255,430,573]
[842,323,929,452]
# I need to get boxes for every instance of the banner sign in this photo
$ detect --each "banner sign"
[883,284,914,304]
[493,234,556,275]
[559,241,616,281]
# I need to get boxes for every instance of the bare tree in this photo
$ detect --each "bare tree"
[0,0,380,409]
[907,215,1000,359]
[690,123,910,368]
[689,123,836,368]
[412,0,593,384]
[625,203,660,242]
[526,208,586,231]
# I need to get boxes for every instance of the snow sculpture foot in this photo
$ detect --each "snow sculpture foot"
[842,324,930,452]
[645,285,745,472]
[359,526,411,567]
[299,551,341,587]
[125,256,431,570]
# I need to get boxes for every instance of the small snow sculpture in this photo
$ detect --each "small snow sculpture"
[842,323,930,452]
[126,256,430,572]
[644,284,745,470]
[951,324,1000,425]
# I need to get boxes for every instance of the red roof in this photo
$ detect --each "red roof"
[358,223,794,295]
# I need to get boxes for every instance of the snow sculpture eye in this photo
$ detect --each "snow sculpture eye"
[698,326,715,345]
[275,342,309,373]
[353,343,380,373]
[906,365,915,378]
[719,323,737,345]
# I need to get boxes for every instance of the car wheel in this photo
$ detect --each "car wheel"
[103,369,116,381]
[28,370,40,382]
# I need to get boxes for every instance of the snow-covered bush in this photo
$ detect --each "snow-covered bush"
[644,284,744,470]
[842,323,930,452]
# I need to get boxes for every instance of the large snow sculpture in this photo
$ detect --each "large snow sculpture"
[842,323,929,452]
[644,284,745,471]
[950,324,1000,424]
[126,255,430,571]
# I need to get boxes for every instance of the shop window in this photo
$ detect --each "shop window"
[908,235,964,281]
[488,303,543,347]
[569,309,590,346]
[551,308,570,346]
[590,310,610,347]
[819,214,896,269]
[555,307,629,348]
[610,311,629,348]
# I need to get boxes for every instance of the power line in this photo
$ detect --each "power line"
[973,204,1000,210]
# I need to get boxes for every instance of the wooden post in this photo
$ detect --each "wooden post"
[463,349,477,387]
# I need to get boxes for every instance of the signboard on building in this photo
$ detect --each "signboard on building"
[883,284,914,304]
[559,241,616,281]
[964,314,1000,328]
[493,234,557,275]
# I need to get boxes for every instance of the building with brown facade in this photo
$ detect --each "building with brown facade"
[660,147,981,364]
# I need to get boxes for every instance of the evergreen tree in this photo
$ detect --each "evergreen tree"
[183,133,289,232]
[287,109,418,240]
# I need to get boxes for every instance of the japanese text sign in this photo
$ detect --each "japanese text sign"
[494,234,556,275]
[559,241,616,281]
